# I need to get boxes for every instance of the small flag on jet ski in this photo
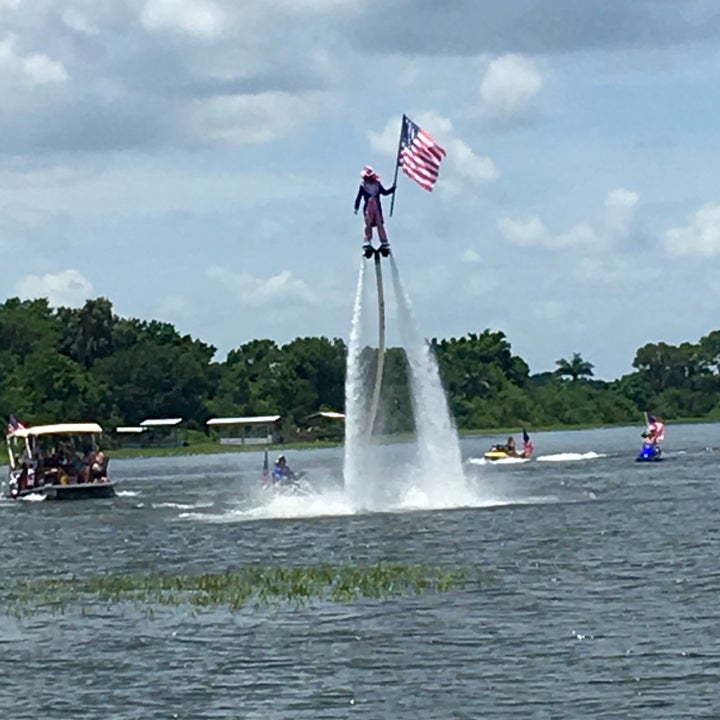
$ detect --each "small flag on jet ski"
[262,448,270,486]
[522,428,534,458]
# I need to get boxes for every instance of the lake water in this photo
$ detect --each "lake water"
[1,424,719,719]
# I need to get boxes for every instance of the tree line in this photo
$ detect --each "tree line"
[2,296,719,440]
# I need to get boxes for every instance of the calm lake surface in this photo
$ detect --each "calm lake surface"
[1,424,719,719]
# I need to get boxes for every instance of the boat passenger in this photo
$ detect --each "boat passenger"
[65,451,86,483]
[90,450,108,482]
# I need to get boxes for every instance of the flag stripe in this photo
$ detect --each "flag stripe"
[7,414,26,437]
[398,115,446,192]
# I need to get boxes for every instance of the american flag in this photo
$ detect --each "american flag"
[7,414,26,437]
[261,448,270,486]
[398,114,446,191]
[522,428,534,458]
[645,413,665,441]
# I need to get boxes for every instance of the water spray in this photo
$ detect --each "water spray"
[366,251,386,440]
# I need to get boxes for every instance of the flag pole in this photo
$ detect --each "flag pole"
[389,114,405,217]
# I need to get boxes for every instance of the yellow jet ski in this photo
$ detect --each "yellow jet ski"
[484,446,521,461]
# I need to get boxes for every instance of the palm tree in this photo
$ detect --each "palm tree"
[554,352,594,382]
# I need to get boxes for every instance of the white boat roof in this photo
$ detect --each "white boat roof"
[207,415,281,426]
[116,426,148,433]
[11,422,103,438]
[306,411,345,420]
[140,418,183,427]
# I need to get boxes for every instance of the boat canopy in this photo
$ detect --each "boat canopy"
[10,422,103,439]
[304,411,345,420]
[207,415,281,426]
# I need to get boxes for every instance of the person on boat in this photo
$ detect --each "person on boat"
[354,166,396,252]
[504,436,518,456]
[65,450,86,483]
[90,449,108,482]
[273,455,298,486]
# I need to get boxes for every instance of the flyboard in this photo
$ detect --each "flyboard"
[363,244,391,260]
[363,243,390,439]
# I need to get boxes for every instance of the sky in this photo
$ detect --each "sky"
[2,0,720,380]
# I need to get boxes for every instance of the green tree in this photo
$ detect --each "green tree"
[554,352,595,382]
[0,297,62,363]
[58,297,115,369]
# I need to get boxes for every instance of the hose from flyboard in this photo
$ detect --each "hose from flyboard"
[366,251,386,440]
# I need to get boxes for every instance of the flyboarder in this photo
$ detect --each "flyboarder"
[354,166,395,257]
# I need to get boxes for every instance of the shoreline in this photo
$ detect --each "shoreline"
[4,417,716,465]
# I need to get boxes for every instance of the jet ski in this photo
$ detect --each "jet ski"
[484,447,522,461]
[636,443,662,462]
[636,412,665,462]
[260,449,312,494]
[484,429,534,462]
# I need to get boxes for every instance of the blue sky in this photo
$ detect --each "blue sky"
[2,0,720,380]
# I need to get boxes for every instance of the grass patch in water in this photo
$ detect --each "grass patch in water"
[6,563,468,615]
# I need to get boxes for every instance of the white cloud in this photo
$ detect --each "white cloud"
[497,215,596,249]
[15,269,93,307]
[23,53,69,85]
[368,115,401,155]
[206,266,318,307]
[0,34,68,86]
[499,188,639,251]
[480,54,543,119]
[184,91,333,145]
[460,248,482,264]
[413,110,454,138]
[62,9,97,36]
[447,138,497,182]
[556,223,597,247]
[0,34,16,64]
[604,187,639,239]
[272,0,361,10]
[664,202,720,257]
[141,0,226,40]
[497,216,547,247]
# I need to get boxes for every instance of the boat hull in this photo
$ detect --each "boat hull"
[10,481,117,501]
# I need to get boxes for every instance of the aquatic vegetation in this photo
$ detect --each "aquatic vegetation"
[4,563,468,615]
